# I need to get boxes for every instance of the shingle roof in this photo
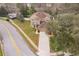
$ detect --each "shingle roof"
[30,12,50,21]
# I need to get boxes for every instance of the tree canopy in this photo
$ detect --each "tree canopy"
[47,14,79,55]
[0,6,8,17]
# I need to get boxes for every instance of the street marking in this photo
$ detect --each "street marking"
[0,22,21,55]
[6,29,21,55]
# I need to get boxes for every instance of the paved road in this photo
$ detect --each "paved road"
[0,20,35,56]
[38,32,50,56]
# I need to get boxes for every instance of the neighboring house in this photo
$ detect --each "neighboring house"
[30,12,51,32]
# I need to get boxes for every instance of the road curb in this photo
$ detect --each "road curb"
[0,40,4,56]
[0,33,5,56]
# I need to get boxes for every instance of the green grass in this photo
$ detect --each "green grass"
[13,19,39,45]
[50,36,63,52]
[0,17,8,20]
[0,48,3,56]
[13,19,39,53]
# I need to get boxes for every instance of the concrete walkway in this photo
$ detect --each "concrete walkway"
[38,32,50,56]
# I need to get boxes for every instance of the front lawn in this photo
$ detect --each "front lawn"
[13,19,39,52]
[0,48,3,56]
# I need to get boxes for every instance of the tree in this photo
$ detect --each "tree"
[0,6,8,17]
[17,14,24,22]
[45,8,59,20]
[47,14,79,55]
[17,4,36,17]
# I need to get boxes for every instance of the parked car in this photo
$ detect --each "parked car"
[8,13,17,19]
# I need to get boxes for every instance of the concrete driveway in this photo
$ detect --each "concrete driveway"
[38,32,50,56]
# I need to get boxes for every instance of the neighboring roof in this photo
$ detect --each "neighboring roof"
[30,12,50,21]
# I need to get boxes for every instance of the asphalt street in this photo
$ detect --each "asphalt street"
[0,20,35,56]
